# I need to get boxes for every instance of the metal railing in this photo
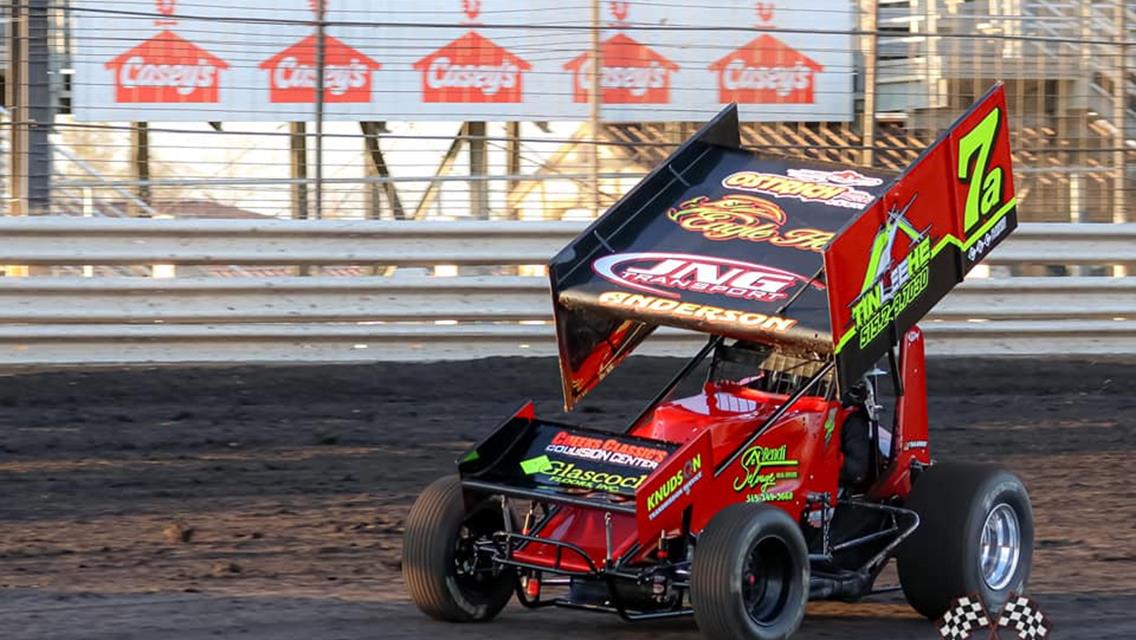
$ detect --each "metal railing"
[0,217,1131,366]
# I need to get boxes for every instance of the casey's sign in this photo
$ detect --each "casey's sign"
[105,31,229,103]
[259,34,381,103]
[709,34,823,105]
[413,31,531,103]
[563,33,679,104]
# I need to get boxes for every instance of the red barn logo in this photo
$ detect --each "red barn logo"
[104,31,229,103]
[563,33,679,104]
[413,31,530,103]
[259,35,381,103]
[709,34,823,104]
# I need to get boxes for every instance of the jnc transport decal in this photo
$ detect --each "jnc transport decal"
[544,430,669,470]
[593,252,823,303]
[710,34,823,105]
[413,3,531,103]
[732,444,799,503]
[596,291,798,334]
[667,195,833,252]
[104,0,229,103]
[723,170,879,210]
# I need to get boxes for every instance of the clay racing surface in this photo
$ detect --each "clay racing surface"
[1,356,1133,639]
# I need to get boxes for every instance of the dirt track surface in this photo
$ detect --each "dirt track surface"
[1,356,1134,639]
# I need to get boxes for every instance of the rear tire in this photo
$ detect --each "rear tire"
[897,462,1033,619]
[691,503,809,640]
[402,475,515,622]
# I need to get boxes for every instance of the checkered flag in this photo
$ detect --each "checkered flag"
[938,596,991,640]
[997,594,1052,639]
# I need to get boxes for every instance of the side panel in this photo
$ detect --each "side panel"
[694,402,842,534]
[824,84,1017,389]
[634,430,713,546]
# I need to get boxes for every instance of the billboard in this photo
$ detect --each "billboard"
[72,0,855,122]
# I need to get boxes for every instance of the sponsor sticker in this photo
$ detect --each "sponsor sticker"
[592,252,822,303]
[520,454,648,494]
[723,171,875,210]
[732,444,799,503]
[849,194,932,349]
[597,291,798,333]
[666,195,832,252]
[544,430,669,470]
[645,453,703,521]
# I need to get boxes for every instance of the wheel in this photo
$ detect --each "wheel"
[401,475,515,622]
[897,462,1034,619]
[691,503,810,640]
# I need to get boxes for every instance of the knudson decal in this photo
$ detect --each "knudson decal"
[645,453,703,520]
[593,252,822,303]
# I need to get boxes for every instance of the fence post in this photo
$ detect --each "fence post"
[468,121,488,219]
[7,0,52,216]
[859,0,878,167]
[313,0,325,220]
[1114,0,1129,277]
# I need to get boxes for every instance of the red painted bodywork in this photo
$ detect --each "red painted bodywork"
[511,328,930,572]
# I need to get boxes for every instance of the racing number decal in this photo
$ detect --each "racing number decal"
[956,107,1006,234]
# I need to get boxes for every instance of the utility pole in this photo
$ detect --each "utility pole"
[7,0,52,216]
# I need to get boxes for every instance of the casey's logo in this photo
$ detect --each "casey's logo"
[667,195,832,252]
[413,31,531,103]
[259,35,381,103]
[593,252,822,303]
[563,33,679,104]
[710,34,823,105]
[105,31,229,103]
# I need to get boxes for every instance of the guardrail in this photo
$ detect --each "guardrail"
[0,218,1133,366]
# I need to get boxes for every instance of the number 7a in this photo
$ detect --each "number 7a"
[956,108,1005,232]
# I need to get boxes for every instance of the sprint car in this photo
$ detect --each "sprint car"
[402,83,1032,640]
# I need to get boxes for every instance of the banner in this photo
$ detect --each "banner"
[72,0,855,122]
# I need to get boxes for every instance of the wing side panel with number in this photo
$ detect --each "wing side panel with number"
[823,83,1018,388]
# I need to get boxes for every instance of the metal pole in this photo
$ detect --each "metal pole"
[8,0,51,216]
[289,122,308,219]
[506,121,521,219]
[859,0,877,167]
[131,122,150,215]
[468,121,488,219]
[589,0,602,217]
[313,0,325,220]
[1113,0,1128,277]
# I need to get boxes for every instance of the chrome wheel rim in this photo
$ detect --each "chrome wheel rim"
[979,503,1021,591]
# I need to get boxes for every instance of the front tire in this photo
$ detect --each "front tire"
[402,475,515,622]
[897,462,1034,619]
[691,503,809,640]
